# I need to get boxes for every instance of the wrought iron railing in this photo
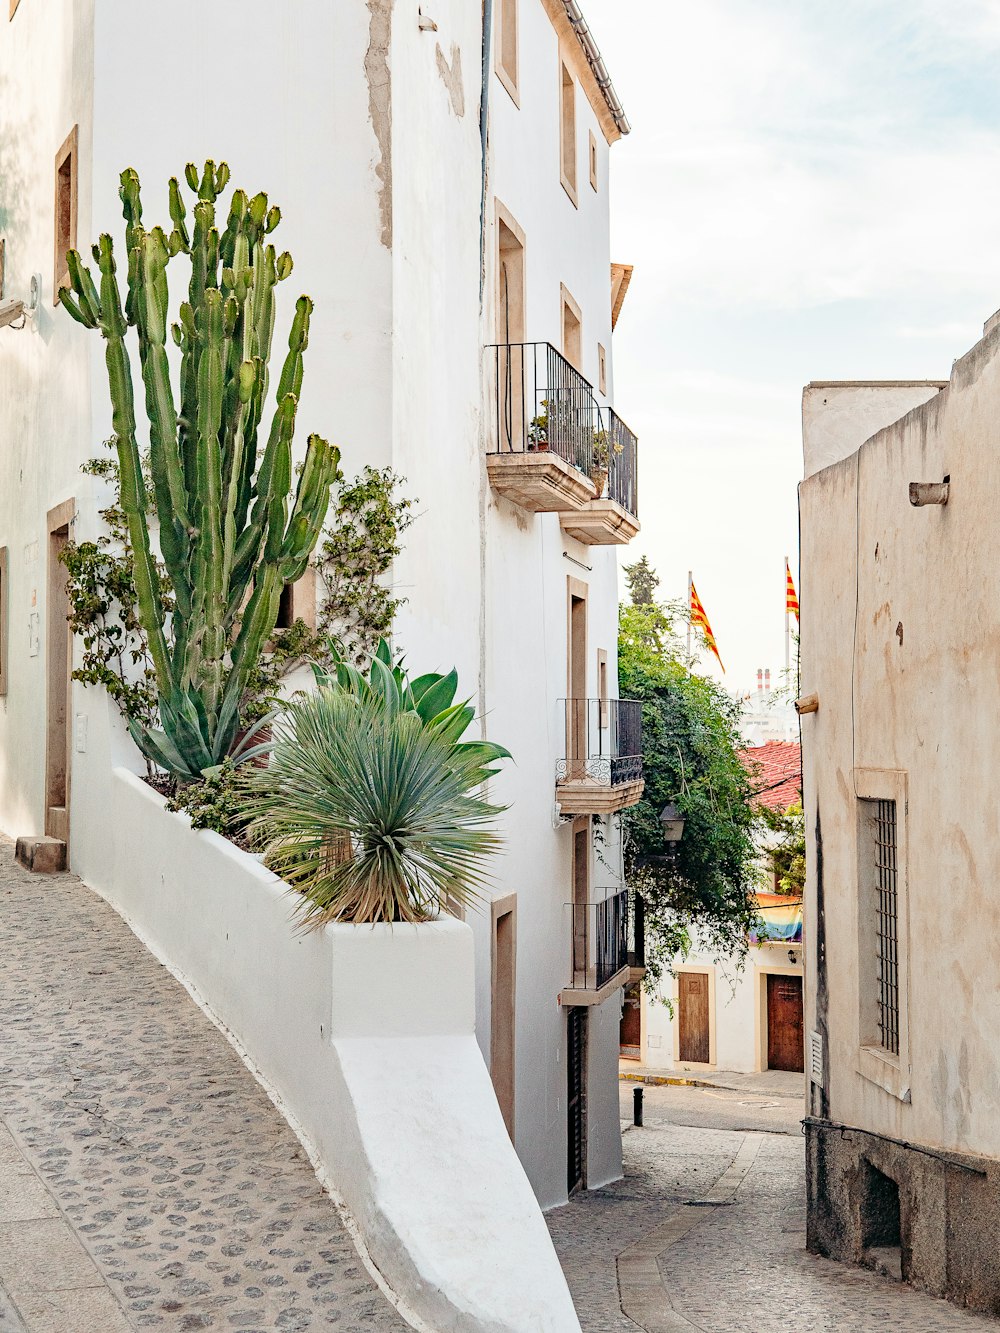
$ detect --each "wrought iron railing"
[557,698,643,786]
[628,891,645,970]
[484,342,640,518]
[607,410,638,518]
[485,341,603,478]
[566,891,630,991]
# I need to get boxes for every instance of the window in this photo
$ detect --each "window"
[495,0,519,104]
[865,799,900,1056]
[54,126,78,303]
[597,649,608,727]
[0,547,7,697]
[598,343,607,396]
[589,131,598,191]
[855,772,909,1099]
[274,569,316,632]
[559,59,578,204]
[560,284,582,370]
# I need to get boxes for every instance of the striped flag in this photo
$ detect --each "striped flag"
[785,559,799,621]
[690,580,725,673]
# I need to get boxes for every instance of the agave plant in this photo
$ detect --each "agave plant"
[243,685,508,925]
[313,637,511,777]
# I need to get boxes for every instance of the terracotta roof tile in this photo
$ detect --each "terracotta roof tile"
[740,740,801,813]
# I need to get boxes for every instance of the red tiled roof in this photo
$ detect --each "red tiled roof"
[740,741,801,813]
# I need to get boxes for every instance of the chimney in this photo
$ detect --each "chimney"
[756,669,763,695]
[765,668,771,693]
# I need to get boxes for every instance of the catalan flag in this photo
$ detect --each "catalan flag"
[690,580,725,673]
[785,558,799,621]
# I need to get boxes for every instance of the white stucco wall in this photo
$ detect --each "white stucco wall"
[80,770,580,1333]
[478,0,628,1207]
[800,322,1000,1156]
[0,0,631,1216]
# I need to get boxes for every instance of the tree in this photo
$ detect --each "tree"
[619,569,760,989]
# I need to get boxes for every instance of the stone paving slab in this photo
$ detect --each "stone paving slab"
[0,839,409,1332]
[550,1092,997,1332]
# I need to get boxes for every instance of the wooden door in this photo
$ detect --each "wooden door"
[491,901,516,1139]
[566,1007,587,1196]
[45,501,74,849]
[678,972,710,1063]
[620,982,641,1060]
[767,974,804,1072]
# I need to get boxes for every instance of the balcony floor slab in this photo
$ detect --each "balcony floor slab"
[558,499,640,545]
[556,778,645,816]
[487,451,596,513]
[560,965,631,1007]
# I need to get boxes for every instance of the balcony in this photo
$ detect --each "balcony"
[556,698,644,815]
[484,342,640,542]
[558,410,640,546]
[627,891,646,982]
[561,890,631,1006]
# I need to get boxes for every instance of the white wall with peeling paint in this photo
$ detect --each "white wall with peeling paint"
[0,0,633,1227]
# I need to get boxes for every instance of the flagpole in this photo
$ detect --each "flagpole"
[784,557,790,677]
[686,569,692,660]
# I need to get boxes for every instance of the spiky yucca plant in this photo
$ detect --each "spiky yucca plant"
[243,688,506,925]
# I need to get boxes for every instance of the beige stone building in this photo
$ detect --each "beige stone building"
[799,336,1000,1314]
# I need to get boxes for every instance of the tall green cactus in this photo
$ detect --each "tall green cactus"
[59,161,340,780]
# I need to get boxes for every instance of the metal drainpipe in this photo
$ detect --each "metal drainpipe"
[561,0,631,136]
[479,0,494,296]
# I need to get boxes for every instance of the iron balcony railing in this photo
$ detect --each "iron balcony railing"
[566,890,630,991]
[607,409,638,517]
[484,341,639,518]
[557,697,643,787]
[628,891,645,970]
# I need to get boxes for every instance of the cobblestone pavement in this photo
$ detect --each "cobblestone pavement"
[0,840,409,1332]
[548,1083,997,1332]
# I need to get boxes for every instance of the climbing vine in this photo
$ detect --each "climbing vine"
[60,448,415,756]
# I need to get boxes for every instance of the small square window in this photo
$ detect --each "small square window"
[54,126,78,304]
[589,131,598,192]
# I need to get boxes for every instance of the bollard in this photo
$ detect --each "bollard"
[633,1085,644,1127]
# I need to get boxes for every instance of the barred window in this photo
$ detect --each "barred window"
[861,798,899,1056]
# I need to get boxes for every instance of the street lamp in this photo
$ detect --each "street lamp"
[659,803,686,846]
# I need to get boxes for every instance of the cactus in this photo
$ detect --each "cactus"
[59,161,340,780]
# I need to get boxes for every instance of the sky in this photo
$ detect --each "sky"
[583,0,1000,692]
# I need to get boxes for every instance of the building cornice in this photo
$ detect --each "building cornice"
[541,0,631,143]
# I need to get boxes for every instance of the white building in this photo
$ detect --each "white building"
[0,0,641,1217]
[621,742,804,1077]
[739,669,799,745]
[800,348,1000,1311]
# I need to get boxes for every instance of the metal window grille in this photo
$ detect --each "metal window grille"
[872,799,899,1056]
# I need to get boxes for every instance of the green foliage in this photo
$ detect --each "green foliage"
[623,555,659,607]
[619,572,760,991]
[166,759,248,838]
[759,801,805,896]
[242,666,509,925]
[316,467,415,665]
[60,448,169,768]
[59,160,339,780]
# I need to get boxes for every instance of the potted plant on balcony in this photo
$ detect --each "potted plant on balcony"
[527,401,551,452]
[590,430,624,498]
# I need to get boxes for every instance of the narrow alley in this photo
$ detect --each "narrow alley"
[548,1080,998,1333]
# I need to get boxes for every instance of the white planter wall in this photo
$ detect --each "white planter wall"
[81,769,580,1333]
